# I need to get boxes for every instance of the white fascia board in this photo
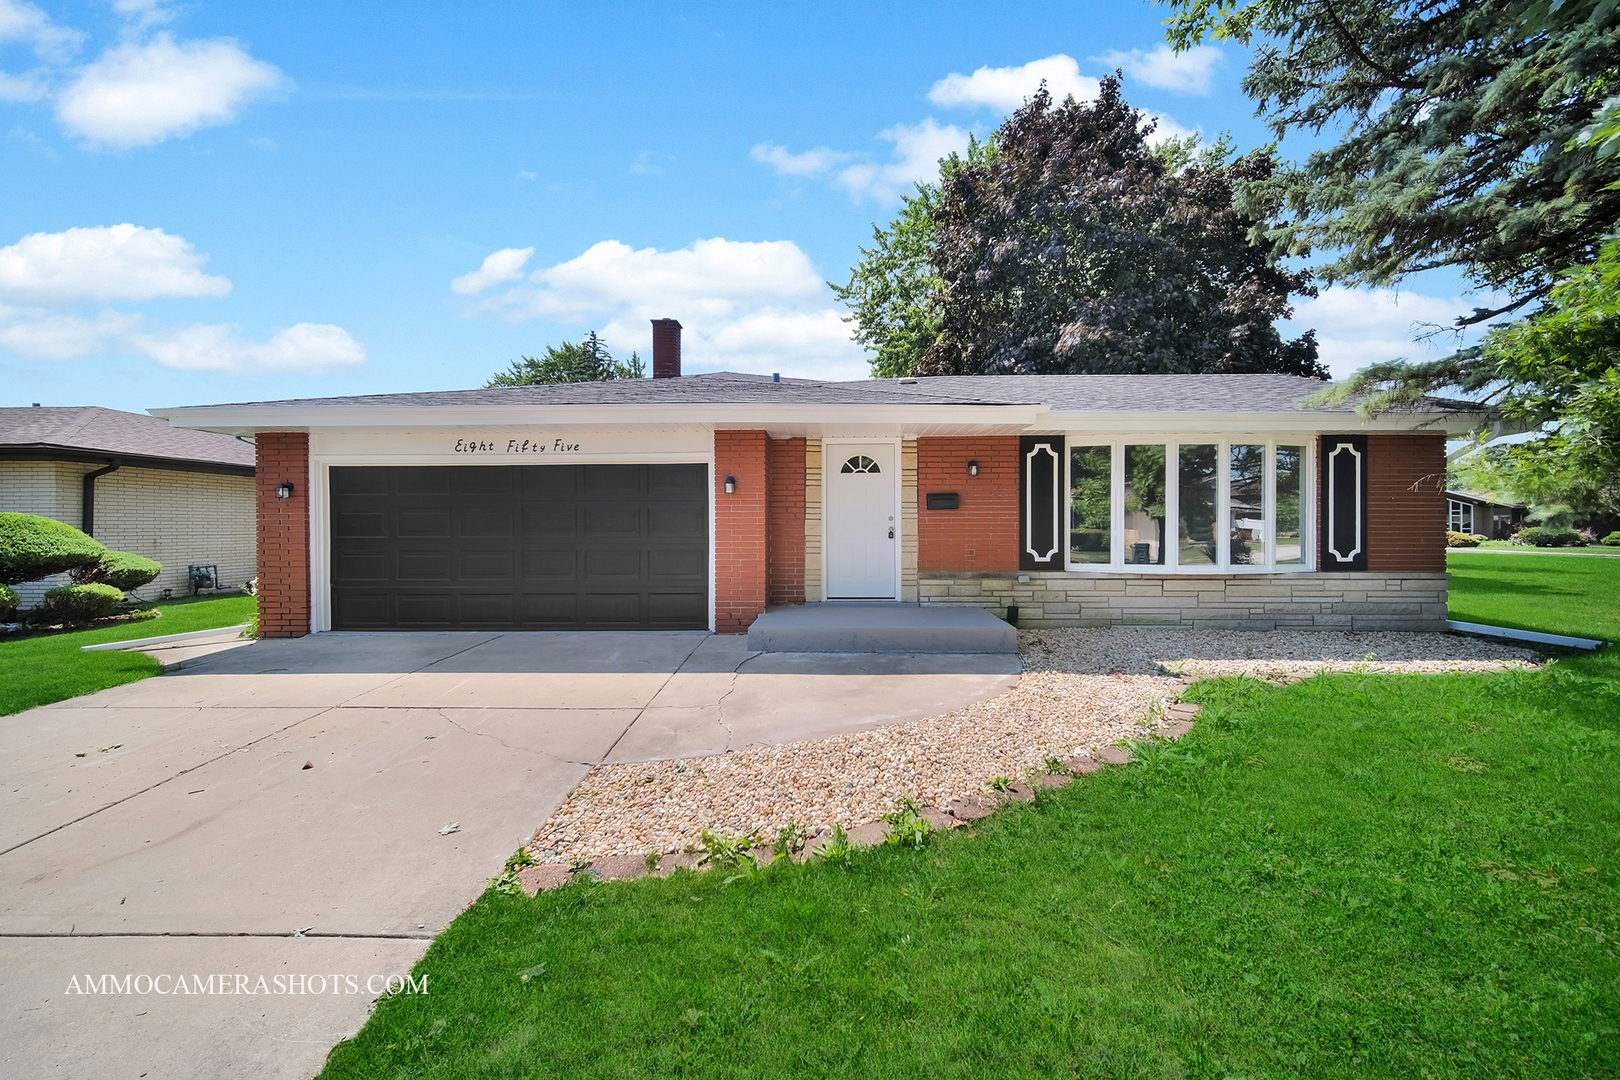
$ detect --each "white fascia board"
[1045,410,1482,435]
[151,401,1050,436]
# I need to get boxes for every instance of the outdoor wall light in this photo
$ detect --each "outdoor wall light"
[724,475,736,494]
[275,481,295,499]
[967,460,979,477]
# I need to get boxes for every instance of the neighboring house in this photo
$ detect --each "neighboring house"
[153,321,1476,639]
[1446,489,1526,540]
[0,406,256,609]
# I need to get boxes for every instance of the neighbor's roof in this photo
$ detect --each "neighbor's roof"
[153,371,1480,416]
[0,406,255,469]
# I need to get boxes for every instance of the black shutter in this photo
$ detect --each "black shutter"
[1319,435,1368,571]
[1019,435,1064,571]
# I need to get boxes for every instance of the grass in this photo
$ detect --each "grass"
[319,650,1620,1080]
[1467,541,1619,556]
[1447,550,1620,642]
[0,593,256,715]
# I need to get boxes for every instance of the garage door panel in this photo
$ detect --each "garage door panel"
[649,463,706,495]
[648,548,704,578]
[583,506,640,536]
[330,463,708,630]
[396,550,453,581]
[647,592,707,625]
[459,592,516,623]
[582,593,642,625]
[521,549,578,579]
[521,592,579,626]
[395,593,454,625]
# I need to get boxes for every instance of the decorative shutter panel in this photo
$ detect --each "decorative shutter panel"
[1019,436,1063,571]
[1319,435,1368,571]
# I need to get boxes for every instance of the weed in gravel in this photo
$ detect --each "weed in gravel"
[814,823,854,865]
[986,776,1014,792]
[486,848,536,896]
[880,798,932,849]
[698,829,759,870]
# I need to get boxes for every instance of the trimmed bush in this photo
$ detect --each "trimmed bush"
[1515,526,1584,547]
[1446,530,1481,547]
[0,583,18,620]
[32,582,124,624]
[0,513,107,586]
[1603,531,1620,547]
[72,550,161,591]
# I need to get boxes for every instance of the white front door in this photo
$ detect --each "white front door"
[826,442,897,599]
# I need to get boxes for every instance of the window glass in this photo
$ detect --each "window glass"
[1123,445,1166,565]
[1276,445,1304,564]
[1228,444,1266,565]
[1069,446,1112,564]
[1177,444,1219,565]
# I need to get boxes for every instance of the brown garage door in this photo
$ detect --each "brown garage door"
[329,464,708,630]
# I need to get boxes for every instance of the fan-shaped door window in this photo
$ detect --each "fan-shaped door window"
[840,455,882,474]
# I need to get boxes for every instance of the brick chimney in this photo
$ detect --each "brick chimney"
[651,318,682,379]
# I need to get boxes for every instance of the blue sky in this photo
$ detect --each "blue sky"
[1,0,1486,411]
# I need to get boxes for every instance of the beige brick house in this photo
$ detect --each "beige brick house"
[0,406,255,609]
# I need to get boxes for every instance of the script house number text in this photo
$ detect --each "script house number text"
[452,437,583,454]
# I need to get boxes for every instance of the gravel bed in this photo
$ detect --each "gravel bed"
[528,629,1542,866]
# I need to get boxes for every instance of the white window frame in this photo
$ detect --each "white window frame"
[1448,499,1474,534]
[1063,435,1317,574]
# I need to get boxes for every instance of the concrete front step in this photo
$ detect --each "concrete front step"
[746,602,1018,654]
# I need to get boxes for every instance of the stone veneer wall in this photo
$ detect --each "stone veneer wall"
[918,570,1449,632]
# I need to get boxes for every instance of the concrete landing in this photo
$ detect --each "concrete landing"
[746,602,1017,653]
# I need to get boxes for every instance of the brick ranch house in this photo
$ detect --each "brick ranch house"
[1,406,256,608]
[151,322,1476,639]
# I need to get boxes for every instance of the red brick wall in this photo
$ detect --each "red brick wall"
[255,432,310,637]
[917,436,1020,572]
[714,430,769,633]
[766,437,806,607]
[1367,431,1448,572]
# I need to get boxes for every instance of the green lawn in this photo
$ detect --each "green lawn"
[0,594,255,715]
[1469,541,1619,556]
[1447,550,1620,642]
[319,651,1620,1080]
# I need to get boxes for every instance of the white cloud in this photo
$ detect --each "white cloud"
[834,119,972,202]
[928,54,1100,113]
[1283,287,1494,380]
[111,0,177,32]
[1092,44,1222,96]
[128,320,365,372]
[0,0,83,63]
[0,224,231,304]
[0,306,139,360]
[470,237,871,380]
[0,69,45,101]
[56,34,285,148]
[1143,112,1198,145]
[450,246,534,296]
[748,141,855,176]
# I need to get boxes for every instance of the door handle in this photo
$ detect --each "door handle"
[888,527,895,539]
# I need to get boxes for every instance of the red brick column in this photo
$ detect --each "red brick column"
[917,436,1020,571]
[766,438,806,607]
[255,432,310,637]
[1366,432,1447,572]
[714,430,769,632]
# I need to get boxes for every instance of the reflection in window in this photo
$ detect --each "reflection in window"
[1228,444,1265,565]
[1177,444,1218,565]
[1070,446,1112,564]
[840,455,881,474]
[1276,445,1303,564]
[1123,445,1166,564]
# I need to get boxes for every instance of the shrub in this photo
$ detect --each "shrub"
[32,582,124,624]
[0,513,107,586]
[72,550,161,591]
[1603,531,1620,547]
[1515,526,1584,547]
[1446,530,1481,547]
[0,583,18,620]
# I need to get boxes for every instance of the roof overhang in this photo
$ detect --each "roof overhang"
[0,444,255,477]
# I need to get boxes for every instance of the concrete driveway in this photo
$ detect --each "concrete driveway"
[0,631,1019,1079]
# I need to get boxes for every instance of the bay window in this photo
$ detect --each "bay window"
[1068,437,1314,572]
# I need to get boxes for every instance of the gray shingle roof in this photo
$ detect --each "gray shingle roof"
[0,406,255,467]
[154,371,1477,415]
